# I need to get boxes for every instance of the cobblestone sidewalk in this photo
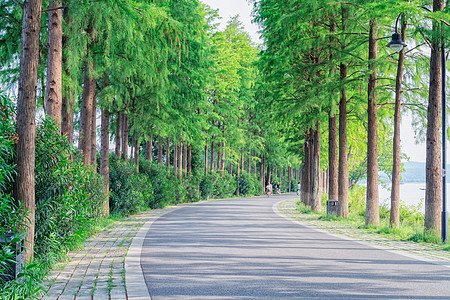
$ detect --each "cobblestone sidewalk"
[40,206,178,300]
[275,198,450,266]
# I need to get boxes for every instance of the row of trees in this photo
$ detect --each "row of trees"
[253,0,449,233]
[1,0,302,262]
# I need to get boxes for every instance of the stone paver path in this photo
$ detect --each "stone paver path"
[40,206,178,300]
[275,198,450,266]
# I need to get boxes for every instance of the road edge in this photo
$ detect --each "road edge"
[272,199,450,269]
[125,207,179,300]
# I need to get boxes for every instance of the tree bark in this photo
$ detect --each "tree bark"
[390,20,406,228]
[179,141,183,178]
[166,137,170,167]
[183,142,187,176]
[90,97,97,167]
[204,142,208,174]
[174,143,178,177]
[115,111,121,157]
[338,63,349,218]
[78,63,95,165]
[311,125,321,212]
[100,108,110,217]
[61,88,74,144]
[133,135,139,173]
[45,1,63,129]
[210,140,214,171]
[121,113,129,159]
[366,18,380,226]
[14,0,42,262]
[145,135,153,161]
[188,145,192,173]
[260,155,265,190]
[61,7,73,143]
[328,112,338,201]
[425,0,444,233]
[157,136,163,164]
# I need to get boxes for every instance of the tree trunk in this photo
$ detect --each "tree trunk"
[166,138,170,167]
[134,135,139,173]
[45,0,63,129]
[14,0,42,262]
[145,135,153,161]
[311,125,321,212]
[338,62,349,218]
[425,0,444,233]
[237,155,240,196]
[78,63,95,165]
[260,155,265,191]
[61,89,74,144]
[390,20,406,228]
[288,166,292,192]
[179,141,183,178]
[204,142,208,174]
[100,108,110,217]
[188,145,192,173]
[328,112,338,201]
[183,142,187,176]
[115,111,121,157]
[90,98,97,167]
[174,143,178,177]
[121,113,129,159]
[210,140,214,171]
[366,18,380,226]
[157,136,163,164]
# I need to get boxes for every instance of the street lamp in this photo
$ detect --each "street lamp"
[388,13,448,244]
[387,13,407,52]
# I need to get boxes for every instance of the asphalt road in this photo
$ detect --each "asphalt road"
[141,194,450,299]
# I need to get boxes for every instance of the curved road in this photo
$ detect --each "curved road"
[141,194,450,299]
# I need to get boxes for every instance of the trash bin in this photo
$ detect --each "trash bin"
[326,200,338,216]
[0,233,24,282]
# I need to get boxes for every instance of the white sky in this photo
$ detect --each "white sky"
[200,0,428,163]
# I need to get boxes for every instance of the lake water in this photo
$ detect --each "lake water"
[377,183,450,214]
[378,183,426,213]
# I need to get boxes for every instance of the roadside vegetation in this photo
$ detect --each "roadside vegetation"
[297,186,449,249]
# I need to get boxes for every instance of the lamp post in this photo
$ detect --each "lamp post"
[388,13,448,243]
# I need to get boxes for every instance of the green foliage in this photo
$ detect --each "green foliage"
[408,230,441,244]
[138,159,183,208]
[296,200,314,214]
[34,117,107,265]
[109,155,153,215]
[237,173,260,196]
[0,92,16,195]
[199,171,236,199]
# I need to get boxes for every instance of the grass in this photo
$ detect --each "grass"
[296,191,449,251]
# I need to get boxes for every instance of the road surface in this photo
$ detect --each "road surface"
[141,194,450,299]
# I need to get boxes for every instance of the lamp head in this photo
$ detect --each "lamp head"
[387,32,407,52]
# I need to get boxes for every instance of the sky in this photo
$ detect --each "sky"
[200,0,428,163]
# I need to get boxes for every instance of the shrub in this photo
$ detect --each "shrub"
[237,173,260,196]
[138,159,177,208]
[34,117,107,263]
[109,155,153,214]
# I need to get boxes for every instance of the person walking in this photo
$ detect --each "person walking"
[297,182,301,196]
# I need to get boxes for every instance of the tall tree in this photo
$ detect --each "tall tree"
[366,18,379,226]
[425,0,445,233]
[390,19,407,228]
[45,2,63,128]
[14,0,43,262]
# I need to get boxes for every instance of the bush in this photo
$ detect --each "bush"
[34,117,107,263]
[109,155,153,214]
[237,173,260,196]
[200,171,236,199]
[138,159,178,208]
